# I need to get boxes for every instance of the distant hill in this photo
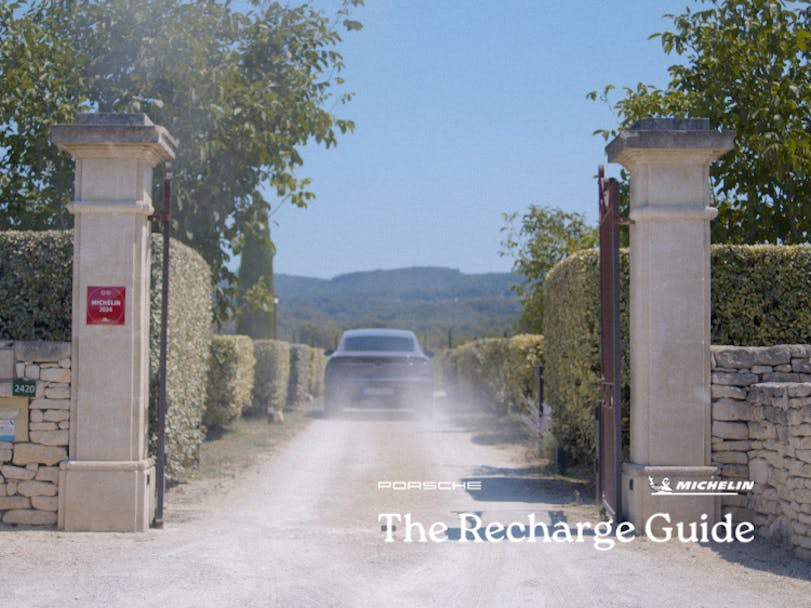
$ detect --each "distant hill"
[276,267,515,300]
[275,267,521,350]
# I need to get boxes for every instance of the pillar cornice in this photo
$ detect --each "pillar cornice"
[606,118,734,170]
[51,113,176,162]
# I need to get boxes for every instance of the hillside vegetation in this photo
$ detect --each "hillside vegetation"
[275,267,520,350]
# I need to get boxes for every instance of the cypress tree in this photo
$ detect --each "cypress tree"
[236,212,276,339]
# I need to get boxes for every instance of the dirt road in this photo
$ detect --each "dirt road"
[3,405,811,607]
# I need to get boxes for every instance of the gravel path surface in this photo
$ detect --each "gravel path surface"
[3,406,811,607]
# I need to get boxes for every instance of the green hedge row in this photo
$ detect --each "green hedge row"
[149,234,213,475]
[309,347,327,400]
[204,334,256,429]
[286,343,327,410]
[543,249,627,464]
[0,230,213,476]
[219,339,326,417]
[711,245,811,345]
[543,244,811,464]
[251,339,291,415]
[0,231,73,341]
[436,334,544,415]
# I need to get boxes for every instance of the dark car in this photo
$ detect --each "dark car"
[324,328,433,417]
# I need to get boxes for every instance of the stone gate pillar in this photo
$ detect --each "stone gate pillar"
[51,113,176,531]
[606,118,734,531]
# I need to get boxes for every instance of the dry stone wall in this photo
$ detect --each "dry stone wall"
[0,341,71,526]
[711,344,811,560]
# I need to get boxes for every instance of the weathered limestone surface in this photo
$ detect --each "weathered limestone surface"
[12,443,67,466]
[51,113,173,532]
[608,118,734,531]
[15,341,71,363]
[39,368,70,384]
[3,508,58,526]
[0,348,13,380]
[0,342,72,526]
[711,344,811,561]
[1,465,36,480]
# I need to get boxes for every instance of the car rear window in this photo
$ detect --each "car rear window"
[343,336,415,352]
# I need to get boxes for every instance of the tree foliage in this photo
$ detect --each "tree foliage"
[590,0,810,245]
[236,208,276,339]
[0,0,362,322]
[500,205,598,333]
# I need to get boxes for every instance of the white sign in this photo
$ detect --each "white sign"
[0,418,15,442]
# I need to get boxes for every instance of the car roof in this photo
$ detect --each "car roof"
[341,328,417,338]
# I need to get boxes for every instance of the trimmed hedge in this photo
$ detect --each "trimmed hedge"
[711,245,811,345]
[435,345,460,400]
[149,234,212,475]
[436,334,544,415]
[0,231,72,341]
[251,339,291,415]
[543,244,811,464]
[543,249,627,464]
[310,348,328,399]
[205,334,256,429]
[0,230,212,476]
[507,334,547,411]
[286,343,327,410]
[286,343,313,410]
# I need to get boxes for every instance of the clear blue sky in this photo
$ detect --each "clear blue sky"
[267,0,691,279]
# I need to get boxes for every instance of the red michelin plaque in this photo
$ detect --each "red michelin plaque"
[86,286,126,325]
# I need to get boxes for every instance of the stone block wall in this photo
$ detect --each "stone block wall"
[0,341,71,526]
[711,344,811,560]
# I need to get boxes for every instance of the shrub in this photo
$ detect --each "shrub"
[309,348,328,399]
[286,343,327,409]
[0,231,72,341]
[251,340,290,415]
[543,249,629,464]
[711,245,811,345]
[543,244,811,464]
[459,338,513,413]
[435,348,460,400]
[149,234,212,475]
[437,334,544,415]
[204,334,256,429]
[507,334,546,411]
[286,343,313,410]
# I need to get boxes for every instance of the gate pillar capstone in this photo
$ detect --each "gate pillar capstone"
[606,118,734,532]
[51,113,176,531]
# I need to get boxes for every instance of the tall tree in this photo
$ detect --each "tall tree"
[590,0,811,245]
[0,0,363,322]
[236,209,276,339]
[500,205,598,333]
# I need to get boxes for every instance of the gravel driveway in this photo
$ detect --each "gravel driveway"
[3,405,811,607]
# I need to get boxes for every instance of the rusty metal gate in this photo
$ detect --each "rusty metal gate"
[597,165,622,520]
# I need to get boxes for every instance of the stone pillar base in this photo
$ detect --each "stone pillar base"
[622,462,720,534]
[58,459,155,532]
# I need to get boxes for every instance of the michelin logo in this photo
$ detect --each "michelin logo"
[648,476,754,496]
